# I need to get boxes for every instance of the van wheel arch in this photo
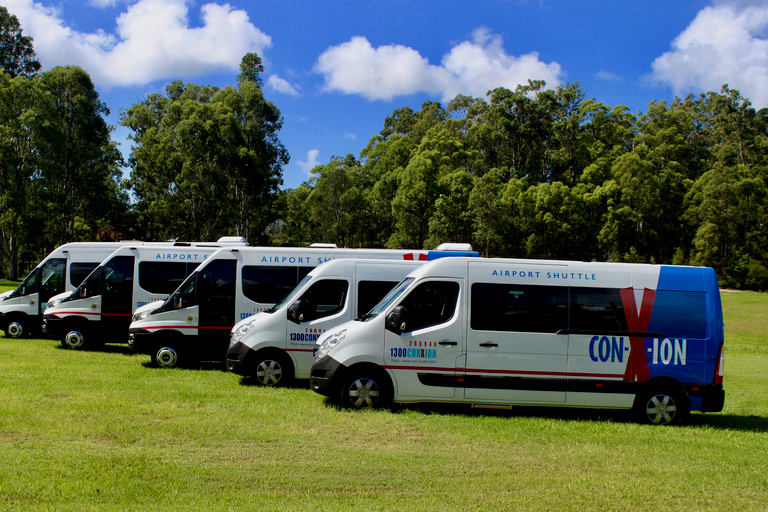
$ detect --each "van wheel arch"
[247,348,294,387]
[633,378,690,426]
[337,363,393,410]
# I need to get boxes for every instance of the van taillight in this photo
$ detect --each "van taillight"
[713,344,724,385]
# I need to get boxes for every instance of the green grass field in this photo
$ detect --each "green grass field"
[0,281,766,511]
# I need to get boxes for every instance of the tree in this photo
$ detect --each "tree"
[122,54,288,242]
[0,7,41,78]
[0,72,39,278]
[36,66,127,248]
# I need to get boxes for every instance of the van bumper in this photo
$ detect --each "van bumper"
[42,315,63,337]
[688,384,725,413]
[310,356,346,397]
[128,328,153,354]
[226,341,252,375]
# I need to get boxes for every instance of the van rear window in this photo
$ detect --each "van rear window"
[569,287,628,332]
[649,290,707,339]
[242,265,314,304]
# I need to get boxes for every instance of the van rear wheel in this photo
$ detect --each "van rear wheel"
[635,387,689,425]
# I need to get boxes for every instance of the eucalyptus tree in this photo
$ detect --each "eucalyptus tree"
[0,6,40,78]
[36,66,126,248]
[122,53,288,242]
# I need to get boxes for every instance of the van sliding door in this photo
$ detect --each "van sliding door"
[465,263,569,404]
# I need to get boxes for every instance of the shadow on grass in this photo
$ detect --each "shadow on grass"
[236,375,311,389]
[322,398,768,432]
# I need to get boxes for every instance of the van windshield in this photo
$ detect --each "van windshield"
[358,278,413,321]
[268,275,313,313]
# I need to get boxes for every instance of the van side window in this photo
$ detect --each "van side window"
[138,261,198,294]
[471,283,567,333]
[357,280,399,316]
[242,265,314,304]
[569,287,628,332]
[299,280,349,322]
[70,263,99,287]
[398,281,460,332]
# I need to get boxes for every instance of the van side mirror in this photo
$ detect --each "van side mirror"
[386,306,407,335]
[79,287,87,299]
[288,299,306,324]
[174,296,183,309]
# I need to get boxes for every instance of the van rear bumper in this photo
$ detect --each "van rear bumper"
[310,356,346,397]
[688,384,725,413]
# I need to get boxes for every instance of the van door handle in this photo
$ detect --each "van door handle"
[438,340,458,346]
[479,342,498,348]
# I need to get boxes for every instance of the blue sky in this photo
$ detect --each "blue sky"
[5,0,768,190]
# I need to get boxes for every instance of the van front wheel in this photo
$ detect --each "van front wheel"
[153,346,180,368]
[339,368,392,409]
[63,329,87,350]
[253,351,293,387]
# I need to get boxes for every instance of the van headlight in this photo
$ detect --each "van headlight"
[133,310,150,322]
[314,329,346,361]
[47,298,62,309]
[231,319,256,342]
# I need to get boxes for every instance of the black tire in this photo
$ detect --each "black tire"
[634,386,689,425]
[62,328,88,350]
[252,350,294,387]
[6,319,27,338]
[152,345,181,368]
[338,367,393,409]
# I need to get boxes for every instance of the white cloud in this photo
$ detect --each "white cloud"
[298,149,320,175]
[650,3,768,106]
[314,27,563,102]
[596,70,623,82]
[267,74,300,97]
[4,0,272,88]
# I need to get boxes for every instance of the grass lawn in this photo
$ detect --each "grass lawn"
[0,283,766,511]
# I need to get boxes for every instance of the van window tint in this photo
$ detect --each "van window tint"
[398,281,460,332]
[649,290,706,339]
[299,279,349,322]
[357,281,399,316]
[70,262,99,287]
[471,283,567,333]
[138,261,197,294]
[242,265,314,304]
[569,287,628,332]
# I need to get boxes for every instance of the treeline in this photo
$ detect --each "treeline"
[2,8,767,290]
[281,81,768,290]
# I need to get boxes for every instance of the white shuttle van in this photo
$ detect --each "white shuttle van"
[42,238,247,349]
[226,259,427,386]
[0,241,188,338]
[128,244,478,368]
[310,257,725,425]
